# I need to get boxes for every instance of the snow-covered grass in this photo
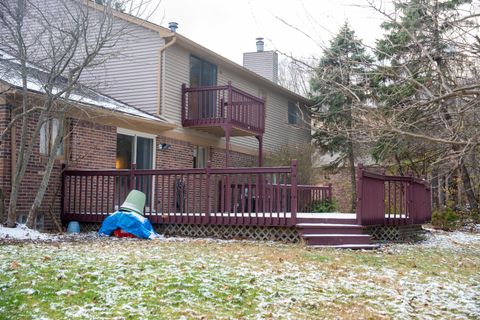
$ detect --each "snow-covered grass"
[0,229,479,319]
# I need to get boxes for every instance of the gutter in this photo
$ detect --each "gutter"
[157,35,177,115]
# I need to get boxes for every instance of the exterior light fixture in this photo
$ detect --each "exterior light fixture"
[159,143,171,150]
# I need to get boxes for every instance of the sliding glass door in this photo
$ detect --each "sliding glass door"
[190,55,218,118]
[116,130,155,211]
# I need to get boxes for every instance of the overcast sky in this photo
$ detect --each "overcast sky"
[146,0,387,65]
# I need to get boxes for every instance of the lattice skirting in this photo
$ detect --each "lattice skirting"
[78,223,102,232]
[365,224,426,242]
[157,224,300,243]
[77,222,300,243]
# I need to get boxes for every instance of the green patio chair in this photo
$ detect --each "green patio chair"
[120,190,146,215]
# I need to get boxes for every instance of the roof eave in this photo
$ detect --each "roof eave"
[1,81,176,133]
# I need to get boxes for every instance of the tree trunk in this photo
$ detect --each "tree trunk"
[459,161,478,213]
[26,116,64,229]
[0,187,5,224]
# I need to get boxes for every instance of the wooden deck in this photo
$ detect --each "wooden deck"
[61,163,431,249]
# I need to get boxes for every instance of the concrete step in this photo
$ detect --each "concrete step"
[296,223,365,235]
[308,244,379,250]
[302,234,372,246]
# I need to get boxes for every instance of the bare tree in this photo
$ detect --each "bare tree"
[361,0,480,213]
[0,0,158,228]
[278,56,316,97]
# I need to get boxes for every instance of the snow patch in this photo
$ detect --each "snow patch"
[0,224,56,241]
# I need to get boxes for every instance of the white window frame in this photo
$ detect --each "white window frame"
[40,118,64,158]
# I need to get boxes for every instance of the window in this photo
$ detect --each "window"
[193,146,209,168]
[116,131,155,170]
[39,118,64,156]
[190,56,217,87]
[288,101,300,125]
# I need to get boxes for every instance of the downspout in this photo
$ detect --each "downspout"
[157,35,177,115]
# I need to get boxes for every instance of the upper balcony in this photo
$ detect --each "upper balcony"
[181,82,265,137]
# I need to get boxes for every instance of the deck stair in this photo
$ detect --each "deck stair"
[296,214,378,249]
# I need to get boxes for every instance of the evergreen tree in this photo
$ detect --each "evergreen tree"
[371,0,479,212]
[310,22,371,211]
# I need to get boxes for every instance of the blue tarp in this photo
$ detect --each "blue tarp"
[98,211,159,239]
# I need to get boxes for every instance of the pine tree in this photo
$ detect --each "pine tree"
[371,0,479,212]
[310,22,371,211]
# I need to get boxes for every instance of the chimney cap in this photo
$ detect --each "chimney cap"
[256,37,264,52]
[168,22,178,32]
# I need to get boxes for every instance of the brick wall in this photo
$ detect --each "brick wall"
[210,148,257,168]
[0,104,11,221]
[69,120,117,169]
[0,103,118,231]
[156,136,194,169]
[156,136,258,169]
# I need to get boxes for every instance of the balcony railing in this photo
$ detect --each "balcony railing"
[181,82,265,136]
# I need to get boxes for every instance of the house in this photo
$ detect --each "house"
[0,1,430,248]
[0,0,311,231]
[0,49,174,230]
[75,2,312,171]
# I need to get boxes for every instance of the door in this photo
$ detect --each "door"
[116,131,155,211]
[190,55,217,118]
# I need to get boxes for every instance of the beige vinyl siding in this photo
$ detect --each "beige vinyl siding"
[217,56,311,151]
[3,0,164,115]
[161,43,311,152]
[80,20,164,115]
[162,44,189,123]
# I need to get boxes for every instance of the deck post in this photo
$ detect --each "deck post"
[130,163,136,191]
[356,163,364,225]
[291,159,298,225]
[407,170,414,225]
[224,127,231,167]
[327,183,332,203]
[256,135,263,167]
[60,164,66,221]
[204,161,212,224]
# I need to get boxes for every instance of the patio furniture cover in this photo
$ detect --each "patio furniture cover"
[98,210,159,239]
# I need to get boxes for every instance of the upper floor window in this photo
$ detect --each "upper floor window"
[190,55,217,87]
[40,118,64,156]
[288,101,300,125]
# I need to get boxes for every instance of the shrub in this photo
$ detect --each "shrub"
[264,143,315,184]
[311,199,337,213]
[431,206,460,231]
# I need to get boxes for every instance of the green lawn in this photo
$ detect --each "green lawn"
[0,230,479,319]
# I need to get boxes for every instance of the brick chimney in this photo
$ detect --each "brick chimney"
[243,38,278,83]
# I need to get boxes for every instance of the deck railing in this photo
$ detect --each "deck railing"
[62,161,306,227]
[297,184,332,212]
[181,82,265,135]
[356,165,432,226]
